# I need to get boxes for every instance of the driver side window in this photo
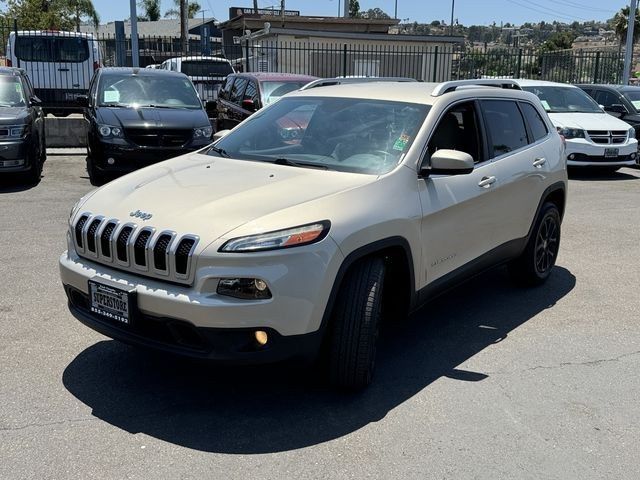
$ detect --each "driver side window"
[427,101,483,164]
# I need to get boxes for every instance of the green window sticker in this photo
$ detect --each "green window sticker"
[540,100,550,111]
[15,82,23,93]
[393,133,411,151]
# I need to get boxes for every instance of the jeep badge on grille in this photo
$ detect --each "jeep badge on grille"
[129,210,153,221]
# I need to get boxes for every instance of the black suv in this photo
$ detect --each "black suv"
[578,84,640,139]
[79,68,213,185]
[0,67,46,183]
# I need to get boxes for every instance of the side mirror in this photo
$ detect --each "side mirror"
[604,104,627,116]
[241,98,258,112]
[420,149,474,177]
[76,95,89,107]
[29,95,42,106]
[213,129,231,141]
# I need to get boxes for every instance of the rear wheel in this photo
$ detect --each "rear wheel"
[509,202,561,286]
[87,156,107,186]
[328,257,386,390]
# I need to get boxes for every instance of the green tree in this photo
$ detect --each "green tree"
[164,0,201,19]
[361,7,389,19]
[613,6,640,45]
[138,0,161,21]
[349,0,360,18]
[540,31,576,52]
[4,0,99,31]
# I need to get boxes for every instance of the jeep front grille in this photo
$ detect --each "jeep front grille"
[71,213,199,285]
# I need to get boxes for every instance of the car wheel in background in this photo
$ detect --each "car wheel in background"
[87,156,107,186]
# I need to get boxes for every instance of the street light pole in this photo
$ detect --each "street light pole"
[450,0,455,36]
[623,0,637,84]
[129,0,139,67]
[394,0,398,19]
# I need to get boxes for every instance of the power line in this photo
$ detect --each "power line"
[540,0,614,14]
[504,0,590,22]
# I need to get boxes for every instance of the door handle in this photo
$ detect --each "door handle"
[533,157,547,167]
[58,68,70,72]
[478,176,496,188]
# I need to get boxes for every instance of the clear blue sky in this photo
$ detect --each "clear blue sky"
[91,0,630,25]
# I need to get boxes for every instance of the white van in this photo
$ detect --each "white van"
[5,31,101,115]
[160,56,234,107]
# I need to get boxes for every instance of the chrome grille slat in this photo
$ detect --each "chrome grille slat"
[72,213,198,285]
[587,130,628,145]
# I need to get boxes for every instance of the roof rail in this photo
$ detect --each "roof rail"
[431,79,522,97]
[300,76,417,90]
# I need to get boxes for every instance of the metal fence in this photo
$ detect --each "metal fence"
[0,18,627,113]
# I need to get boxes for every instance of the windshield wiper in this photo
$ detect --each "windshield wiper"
[100,102,131,108]
[208,145,230,157]
[273,158,329,170]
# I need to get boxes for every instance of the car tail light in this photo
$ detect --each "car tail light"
[93,61,100,71]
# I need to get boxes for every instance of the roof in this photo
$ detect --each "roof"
[0,67,25,76]
[576,84,640,92]
[263,27,463,44]
[98,67,186,78]
[11,30,96,39]
[167,56,231,63]
[79,18,218,38]
[513,79,580,88]
[288,81,539,105]
[220,14,399,28]
[230,72,318,82]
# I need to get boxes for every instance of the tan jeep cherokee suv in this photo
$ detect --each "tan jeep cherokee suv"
[60,79,567,389]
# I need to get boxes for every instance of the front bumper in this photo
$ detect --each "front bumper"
[0,139,30,173]
[565,138,638,167]
[59,238,343,361]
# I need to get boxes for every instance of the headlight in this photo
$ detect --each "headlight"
[98,124,123,138]
[557,127,585,139]
[1,124,27,138]
[219,221,331,253]
[629,127,636,139]
[194,125,213,138]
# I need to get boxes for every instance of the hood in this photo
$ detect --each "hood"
[96,106,209,129]
[0,107,29,124]
[548,112,632,130]
[78,153,374,242]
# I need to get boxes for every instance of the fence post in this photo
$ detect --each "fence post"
[342,44,347,77]
[432,46,439,82]
[244,39,250,72]
[593,51,601,84]
[13,18,19,69]
[114,21,126,67]
[516,48,522,79]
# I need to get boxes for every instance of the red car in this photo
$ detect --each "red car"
[215,72,317,131]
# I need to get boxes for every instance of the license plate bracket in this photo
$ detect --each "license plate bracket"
[88,278,136,326]
[604,147,619,158]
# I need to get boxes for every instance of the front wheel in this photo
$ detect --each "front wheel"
[328,257,386,390]
[509,202,561,286]
[87,156,107,186]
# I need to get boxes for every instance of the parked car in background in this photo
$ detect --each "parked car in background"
[61,79,567,390]
[145,64,161,69]
[215,72,317,131]
[0,67,46,182]
[515,80,637,171]
[160,56,234,116]
[578,84,640,152]
[78,67,213,186]
[5,30,101,116]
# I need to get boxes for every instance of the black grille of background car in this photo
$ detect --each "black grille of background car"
[587,130,629,145]
[71,214,198,284]
[125,128,192,148]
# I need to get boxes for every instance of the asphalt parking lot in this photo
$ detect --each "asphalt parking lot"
[1,152,639,479]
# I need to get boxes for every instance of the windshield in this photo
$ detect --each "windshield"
[0,77,26,107]
[210,96,429,175]
[623,90,640,112]
[522,86,603,113]
[261,81,309,106]
[180,60,233,77]
[97,74,202,109]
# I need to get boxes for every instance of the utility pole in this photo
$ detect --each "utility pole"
[344,0,349,18]
[450,0,455,36]
[180,0,188,53]
[129,0,139,67]
[623,0,637,84]
[394,0,398,19]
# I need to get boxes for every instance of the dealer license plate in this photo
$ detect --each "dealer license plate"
[604,148,619,158]
[88,280,132,325]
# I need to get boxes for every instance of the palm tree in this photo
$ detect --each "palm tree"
[614,6,640,46]
[66,0,100,32]
[164,0,201,19]
[138,0,161,22]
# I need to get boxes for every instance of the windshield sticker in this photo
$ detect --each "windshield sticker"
[15,82,22,93]
[103,90,120,103]
[632,100,640,110]
[540,100,551,111]
[393,133,411,151]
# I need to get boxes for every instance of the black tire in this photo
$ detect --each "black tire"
[40,134,47,163]
[87,156,107,186]
[328,257,386,390]
[509,202,561,286]
[23,146,42,184]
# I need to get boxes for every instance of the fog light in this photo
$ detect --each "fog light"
[107,157,115,165]
[217,278,272,300]
[255,330,268,346]
[568,153,575,160]
[631,152,637,159]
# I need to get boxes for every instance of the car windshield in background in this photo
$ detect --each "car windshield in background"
[623,90,640,112]
[0,78,26,107]
[180,61,233,77]
[97,75,202,109]
[211,96,429,175]
[16,36,89,62]
[261,81,309,106]
[522,86,602,113]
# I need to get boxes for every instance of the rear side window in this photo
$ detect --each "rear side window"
[15,36,89,62]
[520,103,548,142]
[180,60,233,77]
[229,78,248,104]
[594,90,621,108]
[243,80,258,102]
[481,100,528,157]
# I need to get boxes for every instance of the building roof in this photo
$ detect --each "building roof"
[80,18,218,38]
[263,27,463,44]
